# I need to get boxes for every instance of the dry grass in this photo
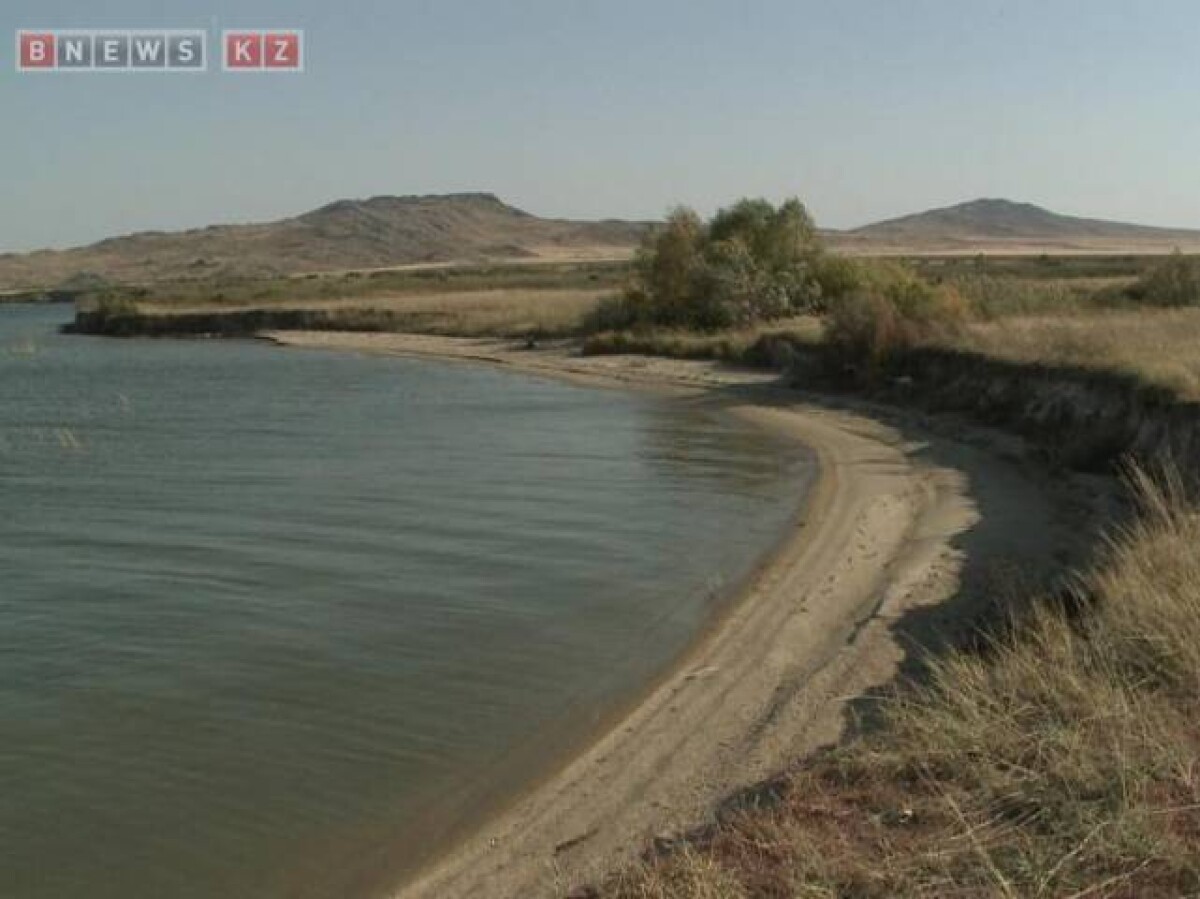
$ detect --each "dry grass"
[953,308,1200,400]
[303,288,608,338]
[599,469,1200,897]
[948,275,1128,319]
[139,288,612,339]
[580,303,1200,404]
[582,318,823,363]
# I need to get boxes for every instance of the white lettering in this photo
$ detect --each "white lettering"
[62,38,86,63]
[133,38,163,63]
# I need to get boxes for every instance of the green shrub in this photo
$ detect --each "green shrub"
[1129,250,1200,307]
[824,266,969,379]
[810,254,867,308]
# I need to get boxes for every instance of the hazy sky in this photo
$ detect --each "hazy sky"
[3,0,1200,251]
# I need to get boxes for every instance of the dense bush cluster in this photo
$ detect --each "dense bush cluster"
[821,261,969,378]
[585,198,972,383]
[587,198,834,332]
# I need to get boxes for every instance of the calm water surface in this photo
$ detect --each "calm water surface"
[0,303,812,899]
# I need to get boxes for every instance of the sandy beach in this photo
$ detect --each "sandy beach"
[266,332,1091,898]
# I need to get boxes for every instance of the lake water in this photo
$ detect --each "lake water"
[0,303,812,899]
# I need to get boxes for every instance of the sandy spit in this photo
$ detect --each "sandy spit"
[265,331,1090,899]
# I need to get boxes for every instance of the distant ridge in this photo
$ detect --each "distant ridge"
[0,193,651,289]
[8,195,1200,290]
[850,198,1200,243]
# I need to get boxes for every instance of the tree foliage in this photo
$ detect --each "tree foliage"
[607,197,829,331]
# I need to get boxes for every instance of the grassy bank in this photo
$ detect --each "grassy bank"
[569,227,1200,896]
[573,299,1200,897]
[596,467,1200,898]
[70,287,610,340]
[583,303,1200,400]
[82,258,630,307]
[578,244,1200,477]
[67,259,630,338]
[957,310,1200,400]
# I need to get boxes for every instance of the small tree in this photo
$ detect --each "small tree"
[631,206,706,325]
[616,197,827,331]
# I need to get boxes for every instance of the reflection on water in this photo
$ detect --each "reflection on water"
[0,303,812,899]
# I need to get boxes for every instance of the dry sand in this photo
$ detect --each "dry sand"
[266,332,1093,898]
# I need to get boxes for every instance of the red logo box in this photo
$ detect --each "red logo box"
[18,32,56,69]
[264,32,300,69]
[223,32,262,68]
[223,30,302,71]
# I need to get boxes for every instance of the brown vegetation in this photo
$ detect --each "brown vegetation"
[596,467,1200,898]
[957,309,1200,401]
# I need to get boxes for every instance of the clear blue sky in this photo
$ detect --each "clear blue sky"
[3,0,1200,251]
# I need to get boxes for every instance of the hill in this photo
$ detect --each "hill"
[0,193,650,290]
[838,198,1200,253]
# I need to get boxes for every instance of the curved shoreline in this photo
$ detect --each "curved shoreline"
[266,332,1085,899]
